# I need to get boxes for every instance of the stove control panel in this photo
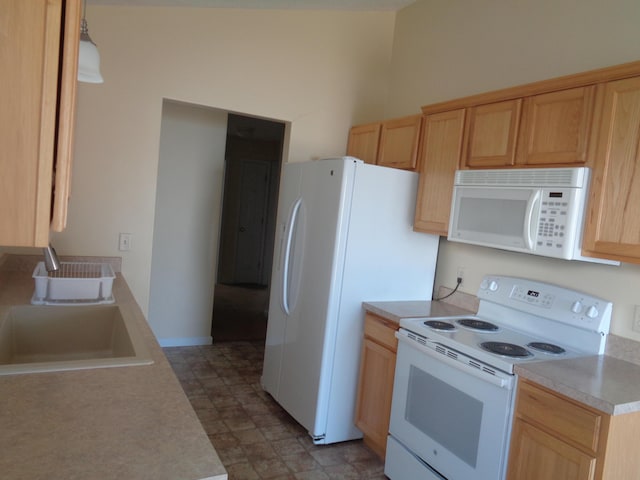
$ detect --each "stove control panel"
[478,275,612,335]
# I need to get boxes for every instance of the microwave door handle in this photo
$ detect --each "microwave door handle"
[524,191,541,250]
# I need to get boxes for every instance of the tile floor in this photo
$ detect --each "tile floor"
[164,341,387,480]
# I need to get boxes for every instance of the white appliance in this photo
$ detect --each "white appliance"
[386,275,612,480]
[261,157,439,444]
[448,167,617,264]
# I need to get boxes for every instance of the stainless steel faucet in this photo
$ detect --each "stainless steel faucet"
[42,244,61,272]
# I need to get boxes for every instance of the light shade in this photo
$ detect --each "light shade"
[78,38,103,83]
[78,13,103,84]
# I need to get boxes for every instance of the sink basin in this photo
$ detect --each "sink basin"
[0,305,153,375]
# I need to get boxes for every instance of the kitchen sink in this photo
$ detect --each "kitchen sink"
[0,305,153,375]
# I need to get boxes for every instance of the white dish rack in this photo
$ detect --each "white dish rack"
[31,262,115,305]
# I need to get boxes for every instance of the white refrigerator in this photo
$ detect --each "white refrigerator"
[261,157,439,444]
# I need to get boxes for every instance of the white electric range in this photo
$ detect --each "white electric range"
[386,275,612,480]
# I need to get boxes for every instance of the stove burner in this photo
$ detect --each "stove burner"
[527,342,566,355]
[423,320,456,331]
[457,319,499,332]
[481,341,532,358]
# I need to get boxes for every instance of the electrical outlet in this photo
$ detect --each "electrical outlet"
[633,305,640,333]
[456,267,465,285]
[119,233,132,251]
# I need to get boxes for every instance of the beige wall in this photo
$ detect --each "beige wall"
[148,100,227,345]
[49,6,395,325]
[385,0,640,340]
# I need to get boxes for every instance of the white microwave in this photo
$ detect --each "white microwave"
[448,167,617,264]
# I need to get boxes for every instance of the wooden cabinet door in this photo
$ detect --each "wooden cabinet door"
[51,0,81,232]
[517,86,596,166]
[462,99,521,167]
[347,122,381,165]
[414,109,465,236]
[0,0,63,247]
[377,115,422,170]
[355,314,398,459]
[582,76,640,262]
[355,336,397,459]
[0,0,80,247]
[507,419,597,480]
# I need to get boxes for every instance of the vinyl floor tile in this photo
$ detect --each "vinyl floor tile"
[165,342,386,479]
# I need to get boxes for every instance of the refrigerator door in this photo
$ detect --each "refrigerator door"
[262,158,356,438]
[262,157,440,445]
[261,162,302,396]
[321,162,439,444]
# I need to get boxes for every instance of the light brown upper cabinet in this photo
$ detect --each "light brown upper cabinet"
[415,60,640,248]
[462,99,522,168]
[517,86,596,166]
[413,110,465,236]
[582,76,640,263]
[0,0,81,247]
[377,114,422,170]
[346,122,381,165]
[347,115,422,170]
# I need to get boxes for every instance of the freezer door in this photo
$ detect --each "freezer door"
[261,162,302,397]
[262,158,357,439]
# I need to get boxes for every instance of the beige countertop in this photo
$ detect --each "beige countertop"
[362,300,476,324]
[0,256,227,480]
[515,355,640,416]
[365,297,640,417]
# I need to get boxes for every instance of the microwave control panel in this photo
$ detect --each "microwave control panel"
[535,188,582,257]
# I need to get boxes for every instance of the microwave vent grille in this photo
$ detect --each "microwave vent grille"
[455,168,587,187]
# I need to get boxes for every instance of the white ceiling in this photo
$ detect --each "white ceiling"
[88,0,416,11]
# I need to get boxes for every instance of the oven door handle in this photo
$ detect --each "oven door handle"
[396,331,515,390]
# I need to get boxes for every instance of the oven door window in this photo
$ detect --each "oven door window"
[389,339,514,480]
[406,365,482,468]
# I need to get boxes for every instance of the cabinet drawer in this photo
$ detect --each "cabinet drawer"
[363,314,398,351]
[517,380,602,453]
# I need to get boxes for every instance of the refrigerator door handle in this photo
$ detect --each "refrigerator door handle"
[282,197,302,315]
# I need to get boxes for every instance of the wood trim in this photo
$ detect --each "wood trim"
[421,60,640,115]
[51,0,81,232]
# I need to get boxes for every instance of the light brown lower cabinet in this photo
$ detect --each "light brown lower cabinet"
[507,379,640,480]
[355,313,398,458]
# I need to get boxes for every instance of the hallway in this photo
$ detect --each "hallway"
[211,284,269,341]
[165,341,386,479]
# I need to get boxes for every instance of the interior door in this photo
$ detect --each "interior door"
[234,158,271,284]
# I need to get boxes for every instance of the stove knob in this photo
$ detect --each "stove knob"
[488,280,499,291]
[586,305,599,319]
[571,300,583,314]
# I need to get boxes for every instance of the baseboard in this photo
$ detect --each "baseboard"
[158,336,212,347]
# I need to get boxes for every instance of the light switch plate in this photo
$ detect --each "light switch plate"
[119,233,132,251]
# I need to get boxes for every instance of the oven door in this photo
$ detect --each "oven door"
[387,331,515,480]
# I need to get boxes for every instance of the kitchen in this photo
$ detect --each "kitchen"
[2,0,640,479]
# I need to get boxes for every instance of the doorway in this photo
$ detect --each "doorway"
[212,114,285,341]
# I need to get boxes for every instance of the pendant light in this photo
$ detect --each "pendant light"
[78,0,103,83]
